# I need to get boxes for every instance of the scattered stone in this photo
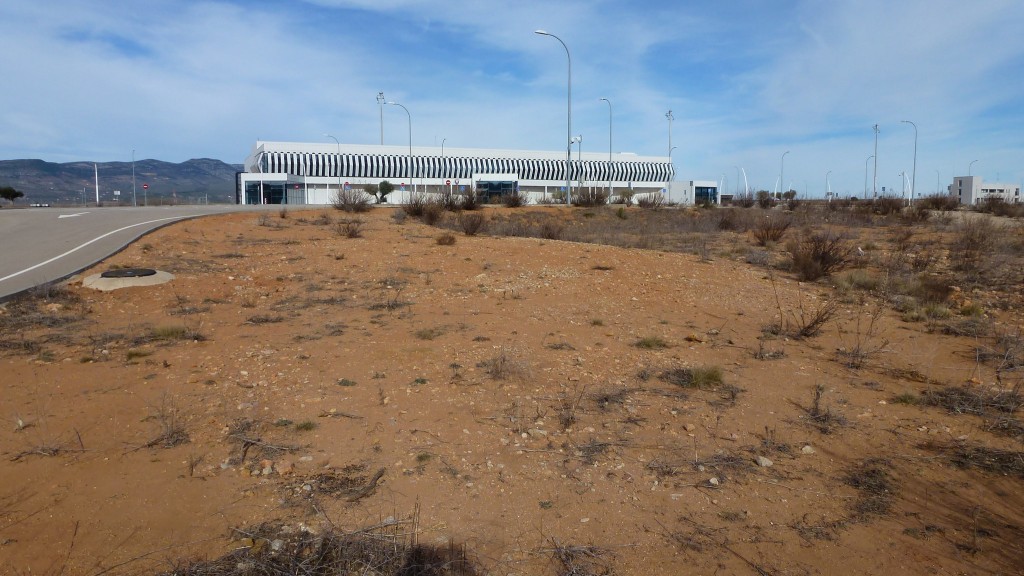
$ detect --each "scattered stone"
[709,477,720,486]
[801,445,816,455]
[755,455,774,467]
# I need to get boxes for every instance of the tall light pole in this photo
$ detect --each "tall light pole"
[535,30,571,204]
[901,120,917,202]
[780,150,790,199]
[376,92,385,145]
[665,110,674,157]
[936,169,941,195]
[324,134,341,199]
[740,167,749,195]
[440,137,446,192]
[668,146,677,199]
[873,124,879,198]
[571,135,583,191]
[826,170,832,200]
[387,101,414,193]
[599,97,612,199]
[969,159,979,176]
[865,155,874,198]
[131,149,137,207]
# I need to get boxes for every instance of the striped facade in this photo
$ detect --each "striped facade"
[239,141,674,205]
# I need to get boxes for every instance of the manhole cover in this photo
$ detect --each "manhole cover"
[101,268,158,278]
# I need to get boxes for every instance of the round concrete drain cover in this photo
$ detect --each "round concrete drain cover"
[101,268,158,278]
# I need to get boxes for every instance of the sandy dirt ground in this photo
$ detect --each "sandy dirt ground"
[1,206,1022,575]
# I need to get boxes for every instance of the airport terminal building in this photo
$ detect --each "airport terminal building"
[237,141,675,205]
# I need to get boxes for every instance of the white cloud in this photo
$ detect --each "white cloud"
[0,0,1021,192]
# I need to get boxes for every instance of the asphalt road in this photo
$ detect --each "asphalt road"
[0,204,284,301]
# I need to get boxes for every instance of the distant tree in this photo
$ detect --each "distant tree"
[376,180,395,203]
[755,190,773,209]
[782,190,797,200]
[362,183,379,202]
[0,186,24,205]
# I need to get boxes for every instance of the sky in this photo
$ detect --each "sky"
[1,0,1022,197]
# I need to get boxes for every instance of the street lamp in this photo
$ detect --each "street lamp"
[535,30,572,204]
[665,110,674,157]
[668,146,677,199]
[780,150,790,199]
[131,149,137,207]
[441,137,446,192]
[901,120,917,202]
[865,155,874,198]
[324,134,342,201]
[873,124,879,198]
[386,101,414,193]
[376,92,385,145]
[826,170,832,200]
[573,135,583,190]
[969,159,979,176]
[599,97,612,199]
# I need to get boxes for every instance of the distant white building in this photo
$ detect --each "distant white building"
[237,141,674,205]
[949,176,1021,205]
[664,180,720,205]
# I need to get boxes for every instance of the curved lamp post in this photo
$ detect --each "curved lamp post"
[901,120,917,202]
[535,30,571,204]
[599,97,612,198]
[386,101,414,193]
[324,134,341,201]
[826,170,832,200]
[780,150,790,199]
[969,159,978,176]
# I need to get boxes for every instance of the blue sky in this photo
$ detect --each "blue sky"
[1,0,1022,197]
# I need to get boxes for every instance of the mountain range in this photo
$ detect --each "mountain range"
[0,158,242,205]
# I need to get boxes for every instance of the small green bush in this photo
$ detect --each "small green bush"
[634,336,670,350]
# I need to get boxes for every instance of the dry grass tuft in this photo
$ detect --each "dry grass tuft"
[160,515,480,576]
[844,458,896,519]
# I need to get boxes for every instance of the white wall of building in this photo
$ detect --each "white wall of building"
[949,176,1022,204]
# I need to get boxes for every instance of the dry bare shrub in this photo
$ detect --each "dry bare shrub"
[403,193,427,216]
[922,440,1024,478]
[835,302,888,369]
[917,193,959,212]
[922,384,1022,416]
[549,541,615,576]
[478,347,530,380]
[538,219,565,240]
[439,191,462,212]
[160,516,480,576]
[844,458,896,519]
[571,188,609,207]
[436,232,456,246]
[805,384,847,433]
[732,192,756,208]
[950,216,999,280]
[336,219,364,238]
[458,213,486,236]
[331,188,372,213]
[787,229,853,281]
[501,189,528,208]
[421,201,444,225]
[461,190,481,211]
[636,193,665,209]
[143,393,190,449]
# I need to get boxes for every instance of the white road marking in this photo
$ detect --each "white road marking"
[0,215,191,284]
[58,212,90,219]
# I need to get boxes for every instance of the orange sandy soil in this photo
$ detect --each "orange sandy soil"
[1,206,1022,575]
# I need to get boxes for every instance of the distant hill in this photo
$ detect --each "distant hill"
[0,158,243,205]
